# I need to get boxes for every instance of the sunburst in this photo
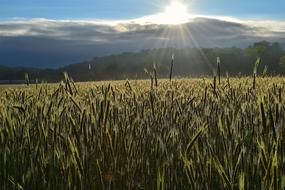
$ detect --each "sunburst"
[161,1,190,25]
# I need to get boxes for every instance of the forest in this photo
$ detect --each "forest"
[0,41,285,83]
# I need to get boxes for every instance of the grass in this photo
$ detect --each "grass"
[0,76,285,189]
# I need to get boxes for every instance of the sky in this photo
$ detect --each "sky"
[1,0,284,20]
[0,0,285,68]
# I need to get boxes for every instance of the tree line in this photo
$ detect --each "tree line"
[1,41,285,83]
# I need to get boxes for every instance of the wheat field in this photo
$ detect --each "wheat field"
[0,76,285,189]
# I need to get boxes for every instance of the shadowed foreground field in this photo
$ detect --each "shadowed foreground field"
[1,77,285,189]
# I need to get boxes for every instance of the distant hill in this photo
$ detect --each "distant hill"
[0,41,284,83]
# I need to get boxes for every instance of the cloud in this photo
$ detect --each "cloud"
[0,16,285,68]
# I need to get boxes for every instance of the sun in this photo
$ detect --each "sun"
[162,1,190,25]
[136,1,190,25]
